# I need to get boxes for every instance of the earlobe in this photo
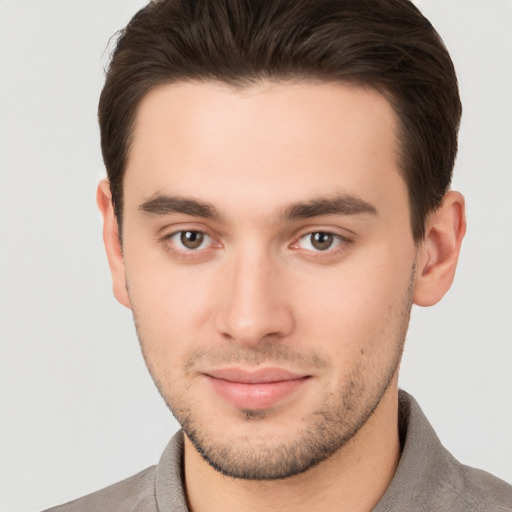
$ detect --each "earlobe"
[97,180,131,309]
[413,191,466,307]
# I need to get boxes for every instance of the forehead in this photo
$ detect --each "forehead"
[124,80,406,218]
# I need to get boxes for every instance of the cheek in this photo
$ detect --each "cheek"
[124,256,218,357]
[293,248,414,356]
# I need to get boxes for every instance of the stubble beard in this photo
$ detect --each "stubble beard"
[132,269,414,481]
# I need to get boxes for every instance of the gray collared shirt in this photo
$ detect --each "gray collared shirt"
[45,391,512,511]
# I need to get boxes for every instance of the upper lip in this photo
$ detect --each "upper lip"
[204,367,309,384]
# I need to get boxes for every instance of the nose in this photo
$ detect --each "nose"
[214,248,294,347]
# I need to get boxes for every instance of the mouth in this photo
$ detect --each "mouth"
[204,367,311,411]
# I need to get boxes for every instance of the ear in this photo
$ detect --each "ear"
[413,191,466,307]
[97,180,131,309]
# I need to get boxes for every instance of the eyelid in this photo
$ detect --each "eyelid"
[160,226,222,259]
[298,232,342,250]
[289,228,353,255]
[159,221,219,242]
[168,230,213,250]
[158,224,353,260]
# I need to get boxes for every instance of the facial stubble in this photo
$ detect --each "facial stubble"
[131,267,415,481]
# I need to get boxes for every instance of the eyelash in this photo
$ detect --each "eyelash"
[161,230,220,260]
[291,231,350,255]
[160,229,352,259]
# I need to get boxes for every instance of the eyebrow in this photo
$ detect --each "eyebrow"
[281,195,377,221]
[139,195,223,221]
[138,193,377,222]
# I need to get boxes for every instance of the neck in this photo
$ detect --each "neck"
[184,382,401,512]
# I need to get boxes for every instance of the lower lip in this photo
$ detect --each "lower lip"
[206,376,309,410]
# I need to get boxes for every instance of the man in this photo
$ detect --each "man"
[45,0,512,510]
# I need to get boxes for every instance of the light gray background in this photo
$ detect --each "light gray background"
[1,1,511,511]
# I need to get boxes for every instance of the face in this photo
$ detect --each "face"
[116,81,418,479]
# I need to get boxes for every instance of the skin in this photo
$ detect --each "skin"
[98,81,466,512]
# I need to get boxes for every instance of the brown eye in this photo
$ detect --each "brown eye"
[310,232,334,251]
[179,231,205,249]
[296,231,343,252]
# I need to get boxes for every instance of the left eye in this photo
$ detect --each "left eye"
[169,230,212,250]
[296,232,343,252]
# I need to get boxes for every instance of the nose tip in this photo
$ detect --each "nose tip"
[220,311,290,347]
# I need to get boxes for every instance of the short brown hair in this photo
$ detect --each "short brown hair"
[99,0,461,241]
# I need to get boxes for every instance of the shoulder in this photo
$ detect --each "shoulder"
[42,431,188,512]
[376,391,512,512]
[43,466,157,512]
[457,464,512,512]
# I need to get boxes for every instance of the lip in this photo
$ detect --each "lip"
[204,367,310,410]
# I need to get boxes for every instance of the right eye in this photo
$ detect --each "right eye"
[168,230,213,251]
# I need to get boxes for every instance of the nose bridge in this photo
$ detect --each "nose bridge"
[216,242,293,345]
